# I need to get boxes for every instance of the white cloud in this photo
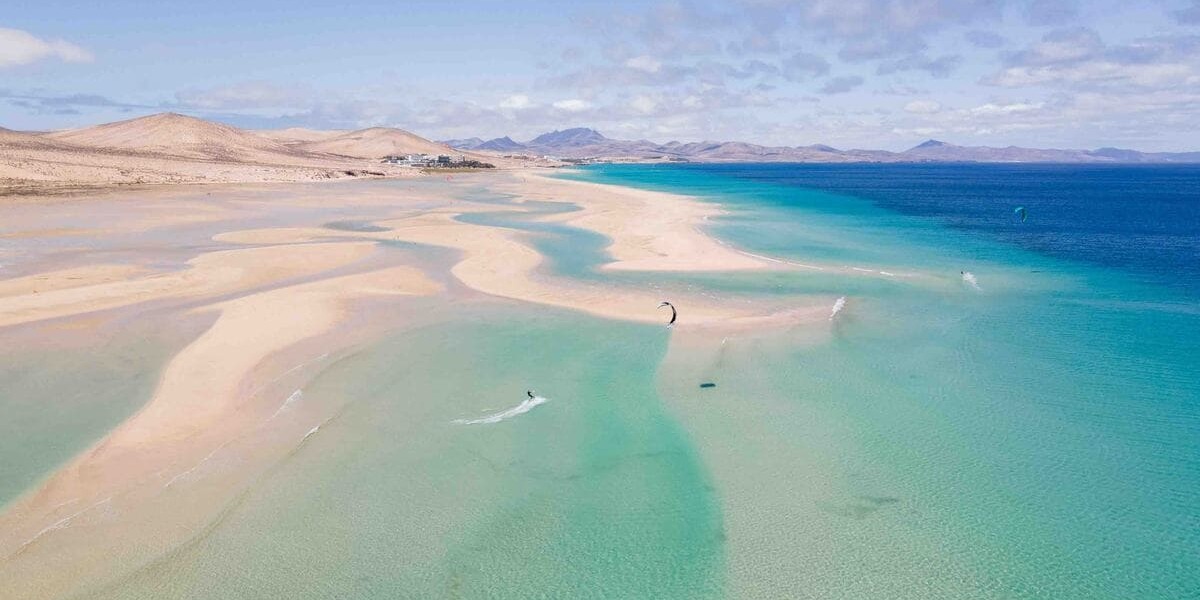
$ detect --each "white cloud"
[552,98,592,112]
[630,94,659,114]
[989,61,1195,88]
[624,55,662,73]
[987,30,1200,91]
[0,27,92,68]
[499,94,533,109]
[968,101,1044,115]
[904,100,942,114]
[175,81,310,109]
[892,126,946,137]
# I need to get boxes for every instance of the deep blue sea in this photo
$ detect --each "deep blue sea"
[582,163,1200,298]
[677,163,1200,297]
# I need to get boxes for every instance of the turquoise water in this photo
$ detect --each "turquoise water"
[0,314,209,508]
[91,306,724,599]
[13,166,1198,598]
[569,164,1200,597]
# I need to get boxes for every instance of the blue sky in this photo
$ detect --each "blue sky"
[3,0,1200,150]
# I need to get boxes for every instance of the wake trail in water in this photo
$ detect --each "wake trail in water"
[454,396,549,425]
[962,271,981,290]
[830,296,847,320]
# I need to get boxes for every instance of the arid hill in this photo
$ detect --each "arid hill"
[255,127,350,145]
[296,127,458,159]
[49,113,304,162]
[2,114,425,193]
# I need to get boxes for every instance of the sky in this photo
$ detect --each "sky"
[3,0,1200,151]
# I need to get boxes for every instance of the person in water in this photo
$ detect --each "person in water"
[527,390,534,399]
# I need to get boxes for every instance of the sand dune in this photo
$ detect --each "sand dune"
[296,126,459,158]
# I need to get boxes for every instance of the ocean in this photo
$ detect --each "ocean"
[567,163,1200,598]
[6,165,1197,598]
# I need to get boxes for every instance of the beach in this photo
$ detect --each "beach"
[0,170,831,598]
[1,164,1197,599]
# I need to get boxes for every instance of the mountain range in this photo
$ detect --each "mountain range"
[443,128,1200,164]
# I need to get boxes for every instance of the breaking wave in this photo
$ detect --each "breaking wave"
[454,396,548,425]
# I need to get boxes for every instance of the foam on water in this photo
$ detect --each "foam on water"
[961,271,980,290]
[454,395,549,425]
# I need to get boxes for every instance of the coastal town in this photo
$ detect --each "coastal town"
[381,153,496,168]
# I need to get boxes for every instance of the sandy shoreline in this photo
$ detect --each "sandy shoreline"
[0,168,832,596]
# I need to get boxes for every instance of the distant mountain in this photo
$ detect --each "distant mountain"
[910,139,950,150]
[477,136,524,151]
[458,128,1200,164]
[900,139,1101,162]
[441,137,484,150]
[805,144,840,153]
[900,139,1200,163]
[528,127,607,147]
[1091,147,1143,161]
[1090,146,1200,163]
[297,127,455,158]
